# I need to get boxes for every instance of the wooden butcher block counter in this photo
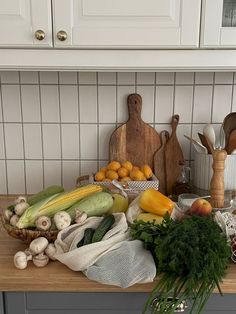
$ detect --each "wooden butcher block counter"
[0,195,236,293]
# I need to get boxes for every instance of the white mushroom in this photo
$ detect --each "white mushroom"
[33,253,49,267]
[3,209,13,222]
[14,251,32,270]
[14,202,30,216]
[45,243,57,261]
[29,237,49,255]
[75,210,87,224]
[35,216,52,231]
[10,214,20,227]
[14,196,27,205]
[54,211,71,230]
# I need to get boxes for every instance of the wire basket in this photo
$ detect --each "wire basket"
[0,213,58,244]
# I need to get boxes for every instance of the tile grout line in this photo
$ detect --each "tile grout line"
[210,72,216,123]
[0,73,9,194]
[96,72,100,171]
[153,73,157,125]
[19,71,27,195]
[172,72,176,116]
[38,72,45,189]
[77,72,81,177]
[189,72,196,163]
[230,72,235,112]
[57,72,63,187]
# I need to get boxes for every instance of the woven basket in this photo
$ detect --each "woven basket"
[0,213,58,244]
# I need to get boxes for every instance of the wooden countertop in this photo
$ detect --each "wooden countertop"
[1,195,236,293]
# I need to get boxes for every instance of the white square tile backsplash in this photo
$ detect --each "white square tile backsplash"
[0,71,236,194]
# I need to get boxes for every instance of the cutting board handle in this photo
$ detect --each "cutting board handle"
[171,114,180,134]
[127,94,142,121]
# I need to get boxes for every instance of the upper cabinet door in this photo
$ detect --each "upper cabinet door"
[201,0,236,47]
[0,0,52,47]
[53,0,201,48]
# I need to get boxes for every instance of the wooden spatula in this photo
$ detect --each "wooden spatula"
[226,129,236,154]
[109,93,161,168]
[153,130,170,194]
[223,112,236,151]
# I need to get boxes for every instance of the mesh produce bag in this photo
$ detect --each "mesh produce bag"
[85,239,156,288]
[54,212,156,287]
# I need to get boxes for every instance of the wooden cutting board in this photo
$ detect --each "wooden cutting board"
[109,93,161,168]
[164,115,185,195]
[153,130,169,194]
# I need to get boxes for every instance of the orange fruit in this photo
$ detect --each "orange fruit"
[120,176,131,182]
[121,161,133,172]
[106,170,119,180]
[94,171,105,181]
[117,167,129,178]
[107,161,121,171]
[132,166,140,171]
[130,169,145,181]
[99,167,107,173]
[141,164,153,179]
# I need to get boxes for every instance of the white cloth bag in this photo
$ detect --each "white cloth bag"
[54,212,156,287]
[54,213,130,271]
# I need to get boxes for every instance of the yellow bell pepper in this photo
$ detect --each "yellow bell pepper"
[139,189,174,217]
[136,213,164,225]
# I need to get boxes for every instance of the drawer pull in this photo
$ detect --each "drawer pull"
[151,297,188,312]
[57,30,67,41]
[35,30,45,41]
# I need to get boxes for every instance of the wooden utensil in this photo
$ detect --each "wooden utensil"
[198,132,212,154]
[153,130,170,194]
[109,93,161,168]
[164,115,185,195]
[184,135,207,154]
[210,149,227,208]
[227,129,236,154]
[223,112,236,151]
[203,124,216,149]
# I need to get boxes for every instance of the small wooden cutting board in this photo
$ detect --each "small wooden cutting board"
[109,93,161,168]
[164,115,184,195]
[153,130,169,194]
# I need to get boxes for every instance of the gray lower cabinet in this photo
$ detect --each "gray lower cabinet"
[2,292,236,314]
[0,293,4,314]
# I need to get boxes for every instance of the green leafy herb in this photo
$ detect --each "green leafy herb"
[131,215,231,314]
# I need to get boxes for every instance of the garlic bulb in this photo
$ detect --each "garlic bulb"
[3,209,13,222]
[14,196,27,205]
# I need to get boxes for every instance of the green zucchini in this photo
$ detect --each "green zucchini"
[67,192,113,220]
[92,215,115,243]
[28,185,64,206]
[83,228,95,246]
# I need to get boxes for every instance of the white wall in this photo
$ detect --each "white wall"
[0,71,235,194]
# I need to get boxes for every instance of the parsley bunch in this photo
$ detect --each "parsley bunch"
[131,215,231,314]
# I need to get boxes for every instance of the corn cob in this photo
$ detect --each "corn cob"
[16,184,102,229]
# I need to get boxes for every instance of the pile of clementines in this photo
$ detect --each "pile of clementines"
[94,160,153,182]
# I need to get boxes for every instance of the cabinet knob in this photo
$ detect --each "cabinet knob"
[57,30,67,41]
[35,30,45,41]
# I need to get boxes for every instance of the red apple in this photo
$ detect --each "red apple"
[189,198,212,217]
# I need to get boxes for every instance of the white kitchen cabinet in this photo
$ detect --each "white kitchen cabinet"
[0,0,52,47]
[52,0,201,48]
[201,0,236,47]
